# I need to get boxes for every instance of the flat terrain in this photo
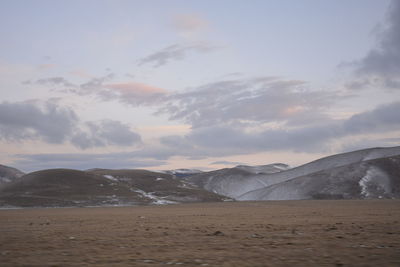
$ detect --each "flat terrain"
[1,200,400,266]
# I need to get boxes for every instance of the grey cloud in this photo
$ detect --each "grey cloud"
[79,73,115,94]
[71,120,142,149]
[0,100,142,149]
[159,135,194,150]
[210,161,244,166]
[8,102,400,171]
[35,77,77,88]
[343,101,400,133]
[339,138,400,155]
[0,100,78,143]
[185,123,339,154]
[351,0,400,89]
[138,43,217,67]
[32,74,166,107]
[379,137,400,143]
[31,74,115,95]
[161,101,400,156]
[160,77,341,128]
[13,152,165,173]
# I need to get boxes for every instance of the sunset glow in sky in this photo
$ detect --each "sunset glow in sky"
[1,0,400,172]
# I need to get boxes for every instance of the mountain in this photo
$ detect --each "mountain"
[186,147,400,201]
[87,169,228,204]
[1,146,399,207]
[238,155,400,200]
[181,163,290,198]
[234,163,290,174]
[0,169,230,208]
[162,168,203,178]
[0,164,24,185]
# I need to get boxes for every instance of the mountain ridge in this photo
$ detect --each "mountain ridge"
[0,146,399,207]
[0,168,229,208]
[238,154,400,200]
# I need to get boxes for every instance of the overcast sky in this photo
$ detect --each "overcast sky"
[1,0,399,172]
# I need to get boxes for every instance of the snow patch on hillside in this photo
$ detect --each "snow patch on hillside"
[163,169,203,177]
[132,189,177,205]
[103,175,118,181]
[359,166,391,198]
[0,176,12,183]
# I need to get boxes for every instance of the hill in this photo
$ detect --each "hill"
[0,169,229,208]
[1,146,399,206]
[182,163,291,198]
[0,164,24,185]
[238,155,400,200]
[184,147,400,200]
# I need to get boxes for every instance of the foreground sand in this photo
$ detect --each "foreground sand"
[1,200,399,266]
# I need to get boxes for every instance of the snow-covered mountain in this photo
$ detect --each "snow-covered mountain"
[0,164,24,185]
[182,163,290,198]
[234,163,290,174]
[162,168,203,178]
[238,155,400,200]
[188,147,400,200]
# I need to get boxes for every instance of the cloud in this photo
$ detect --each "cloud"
[35,77,77,88]
[173,14,208,33]
[0,100,78,143]
[31,74,167,106]
[210,160,244,166]
[31,73,115,94]
[37,64,56,70]
[160,101,400,156]
[7,102,400,171]
[0,100,142,149]
[159,77,342,128]
[104,82,167,105]
[344,100,400,128]
[339,137,400,154]
[13,152,165,172]
[71,120,142,149]
[138,42,217,67]
[79,73,115,94]
[350,0,400,89]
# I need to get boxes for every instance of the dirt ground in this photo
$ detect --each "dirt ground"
[0,200,399,266]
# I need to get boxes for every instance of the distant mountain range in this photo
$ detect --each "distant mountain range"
[0,146,399,208]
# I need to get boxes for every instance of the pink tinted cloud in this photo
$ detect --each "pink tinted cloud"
[105,82,167,105]
[37,64,56,70]
[282,106,306,116]
[173,14,208,32]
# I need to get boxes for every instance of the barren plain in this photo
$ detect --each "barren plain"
[1,200,400,266]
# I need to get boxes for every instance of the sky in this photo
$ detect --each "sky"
[1,0,400,172]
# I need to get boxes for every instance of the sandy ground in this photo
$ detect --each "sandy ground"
[0,200,400,267]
